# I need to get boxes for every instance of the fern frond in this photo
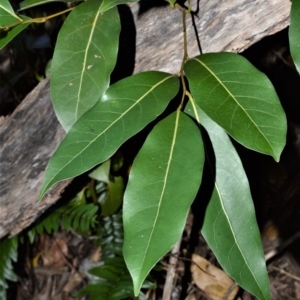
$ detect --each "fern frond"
[77,210,155,299]
[61,203,98,232]
[76,257,155,300]
[96,211,124,259]
[0,236,18,299]
[28,195,98,241]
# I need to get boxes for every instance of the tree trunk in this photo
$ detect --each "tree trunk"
[0,0,291,238]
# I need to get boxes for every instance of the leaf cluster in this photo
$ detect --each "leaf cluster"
[2,0,300,299]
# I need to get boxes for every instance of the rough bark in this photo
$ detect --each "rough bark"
[0,79,70,238]
[0,0,291,238]
[132,0,290,74]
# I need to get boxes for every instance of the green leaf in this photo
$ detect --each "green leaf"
[0,0,29,49]
[76,256,152,300]
[289,0,300,74]
[185,100,270,300]
[89,160,111,184]
[0,17,30,50]
[40,71,179,200]
[28,189,98,238]
[0,0,23,26]
[165,0,176,8]
[50,0,121,131]
[99,0,138,13]
[0,236,18,299]
[19,0,79,10]
[123,110,205,296]
[184,52,287,162]
[99,211,124,259]
[102,176,124,216]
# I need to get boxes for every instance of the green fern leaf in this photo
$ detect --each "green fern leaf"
[27,194,98,241]
[97,212,124,259]
[0,237,18,298]
[77,256,155,300]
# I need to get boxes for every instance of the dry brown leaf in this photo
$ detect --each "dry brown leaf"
[262,222,279,241]
[191,254,239,300]
[185,293,197,300]
[42,237,68,267]
[89,246,101,262]
[63,271,83,293]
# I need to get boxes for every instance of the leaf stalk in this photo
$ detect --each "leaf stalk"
[176,4,190,110]
[1,7,75,32]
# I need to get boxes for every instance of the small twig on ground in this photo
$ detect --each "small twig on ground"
[265,231,300,261]
[53,238,86,283]
[34,266,68,276]
[271,266,300,282]
[223,282,238,300]
[162,236,182,300]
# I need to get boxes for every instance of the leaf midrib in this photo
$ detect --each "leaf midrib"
[137,110,181,280]
[193,58,275,156]
[189,99,267,300]
[74,7,101,122]
[214,183,267,300]
[0,4,23,21]
[99,0,120,13]
[42,75,173,197]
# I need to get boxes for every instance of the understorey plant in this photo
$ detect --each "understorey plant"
[2,0,300,299]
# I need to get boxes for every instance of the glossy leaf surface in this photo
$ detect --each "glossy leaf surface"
[289,0,300,74]
[19,0,79,10]
[100,0,138,13]
[0,0,22,25]
[185,101,270,300]
[123,110,204,295]
[51,0,120,131]
[184,52,286,161]
[39,71,179,200]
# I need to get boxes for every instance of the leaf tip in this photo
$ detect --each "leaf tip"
[38,188,46,202]
[273,149,283,163]
[38,179,52,202]
[133,282,142,297]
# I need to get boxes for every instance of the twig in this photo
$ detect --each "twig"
[53,238,86,283]
[170,253,214,277]
[34,266,68,276]
[271,266,300,282]
[162,236,182,300]
[1,7,74,31]
[222,282,238,300]
[265,231,300,261]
